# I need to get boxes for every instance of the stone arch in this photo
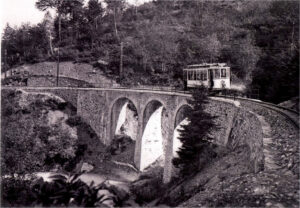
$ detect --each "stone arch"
[174,104,192,128]
[140,99,168,170]
[142,100,165,131]
[109,97,139,144]
[173,104,192,157]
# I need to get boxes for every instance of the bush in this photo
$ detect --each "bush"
[108,135,133,155]
[131,177,164,203]
[2,173,118,207]
[130,167,165,203]
[1,177,34,207]
[31,173,98,206]
[66,115,84,127]
[59,46,79,62]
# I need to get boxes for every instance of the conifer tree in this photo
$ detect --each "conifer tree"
[173,86,216,175]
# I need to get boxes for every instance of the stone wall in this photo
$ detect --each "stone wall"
[77,90,109,144]
[27,76,92,88]
[205,100,237,146]
[204,99,264,173]
[227,108,264,173]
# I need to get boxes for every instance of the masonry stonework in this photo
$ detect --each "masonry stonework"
[2,87,264,183]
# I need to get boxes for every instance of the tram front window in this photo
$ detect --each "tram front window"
[221,68,227,78]
[214,68,220,78]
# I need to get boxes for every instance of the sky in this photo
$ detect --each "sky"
[0,0,149,31]
[1,0,47,28]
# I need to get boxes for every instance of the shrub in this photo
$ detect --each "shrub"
[108,135,133,155]
[59,46,79,62]
[66,115,84,127]
[31,173,113,207]
[1,177,34,207]
[131,177,164,203]
[2,173,117,207]
[130,167,165,203]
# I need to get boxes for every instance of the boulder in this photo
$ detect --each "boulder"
[81,162,94,172]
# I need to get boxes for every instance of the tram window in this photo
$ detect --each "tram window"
[197,71,201,80]
[214,68,220,78]
[189,70,195,80]
[203,71,207,80]
[190,71,194,80]
[199,71,203,80]
[221,68,227,77]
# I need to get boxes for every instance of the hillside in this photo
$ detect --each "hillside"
[2,61,117,87]
[2,0,298,103]
[1,88,110,175]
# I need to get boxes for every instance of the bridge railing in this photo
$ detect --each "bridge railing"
[2,79,191,94]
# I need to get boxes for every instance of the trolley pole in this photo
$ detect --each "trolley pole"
[56,46,60,87]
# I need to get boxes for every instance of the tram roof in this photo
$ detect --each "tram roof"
[183,63,229,70]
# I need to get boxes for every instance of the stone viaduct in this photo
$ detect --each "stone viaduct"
[2,87,264,183]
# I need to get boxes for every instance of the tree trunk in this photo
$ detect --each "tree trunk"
[113,7,119,40]
[49,30,54,55]
[120,41,123,80]
[57,5,61,87]
[90,25,94,49]
[290,21,295,55]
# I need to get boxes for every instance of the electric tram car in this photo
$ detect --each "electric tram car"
[183,63,231,90]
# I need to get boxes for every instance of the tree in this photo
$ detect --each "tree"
[248,0,299,103]
[36,0,64,43]
[104,0,126,40]
[86,0,104,48]
[173,86,216,176]
[42,11,54,55]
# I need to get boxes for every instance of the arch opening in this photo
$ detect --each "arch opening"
[140,100,168,171]
[173,105,192,158]
[110,97,138,165]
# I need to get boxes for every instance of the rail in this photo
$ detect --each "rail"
[213,94,299,129]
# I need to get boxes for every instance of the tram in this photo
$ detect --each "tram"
[183,63,231,89]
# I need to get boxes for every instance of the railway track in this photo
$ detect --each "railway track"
[213,95,299,129]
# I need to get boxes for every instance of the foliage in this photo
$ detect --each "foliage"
[1,0,299,102]
[109,135,133,155]
[1,90,78,175]
[249,0,299,103]
[66,115,84,127]
[30,172,110,207]
[172,86,217,176]
[1,172,118,207]
[1,177,34,207]
[130,167,165,203]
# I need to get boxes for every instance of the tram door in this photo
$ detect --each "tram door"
[208,69,214,89]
